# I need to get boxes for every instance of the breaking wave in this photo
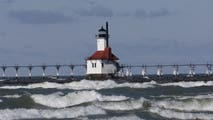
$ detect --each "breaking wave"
[31,91,129,108]
[2,90,213,119]
[2,95,21,98]
[93,115,143,120]
[0,79,156,90]
[94,96,213,113]
[1,79,213,90]
[95,98,147,111]
[154,99,213,112]
[0,105,106,120]
[161,81,213,88]
[156,94,213,100]
[0,99,2,102]
[31,90,149,111]
[148,94,213,119]
[149,107,213,120]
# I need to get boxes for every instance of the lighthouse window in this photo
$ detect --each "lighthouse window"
[102,63,104,68]
[92,63,96,68]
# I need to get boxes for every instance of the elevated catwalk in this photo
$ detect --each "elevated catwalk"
[0,63,212,85]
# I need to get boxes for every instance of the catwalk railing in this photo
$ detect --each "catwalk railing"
[0,64,86,79]
[119,63,213,77]
[0,63,212,79]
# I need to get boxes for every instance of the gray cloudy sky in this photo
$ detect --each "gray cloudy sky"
[0,0,213,65]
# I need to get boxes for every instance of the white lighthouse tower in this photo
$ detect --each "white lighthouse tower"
[86,22,119,80]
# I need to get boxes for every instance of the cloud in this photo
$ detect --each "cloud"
[9,9,74,24]
[75,6,113,17]
[134,8,171,19]
[0,48,14,54]
[80,0,97,5]
[73,2,170,19]
[0,0,15,4]
[0,46,51,60]
[0,32,6,37]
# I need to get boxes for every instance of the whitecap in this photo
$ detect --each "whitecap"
[149,106,213,120]
[0,99,2,102]
[157,94,213,100]
[95,98,147,111]
[161,81,213,88]
[187,94,213,99]
[149,93,213,114]
[95,115,143,120]
[3,94,21,98]
[0,105,106,120]
[0,79,156,90]
[0,82,63,89]
[153,98,213,112]
[31,91,129,108]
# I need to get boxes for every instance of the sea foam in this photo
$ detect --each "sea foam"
[31,91,129,108]
[161,81,213,88]
[157,94,213,100]
[149,106,213,120]
[94,115,143,120]
[0,105,106,120]
[154,99,213,112]
[3,95,21,98]
[95,97,146,111]
[1,79,213,90]
[79,114,143,120]
[0,79,156,90]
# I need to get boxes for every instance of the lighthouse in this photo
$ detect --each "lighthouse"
[86,22,120,80]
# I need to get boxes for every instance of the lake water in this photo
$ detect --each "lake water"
[0,79,213,120]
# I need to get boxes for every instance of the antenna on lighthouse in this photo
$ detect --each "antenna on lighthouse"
[106,22,109,47]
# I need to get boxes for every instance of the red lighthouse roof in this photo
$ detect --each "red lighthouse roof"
[88,47,119,60]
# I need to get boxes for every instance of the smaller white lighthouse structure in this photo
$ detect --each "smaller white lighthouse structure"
[86,22,119,79]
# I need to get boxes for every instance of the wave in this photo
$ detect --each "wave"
[150,93,213,112]
[31,90,149,111]
[1,79,213,90]
[95,98,146,111]
[157,94,213,100]
[2,90,213,120]
[29,90,213,112]
[0,79,5,82]
[2,95,21,98]
[187,94,213,99]
[95,95,213,112]
[0,82,63,89]
[149,106,213,120]
[161,81,213,88]
[0,105,106,120]
[94,115,143,120]
[0,99,2,102]
[0,79,156,90]
[31,91,129,108]
[153,99,213,112]
[79,115,143,120]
